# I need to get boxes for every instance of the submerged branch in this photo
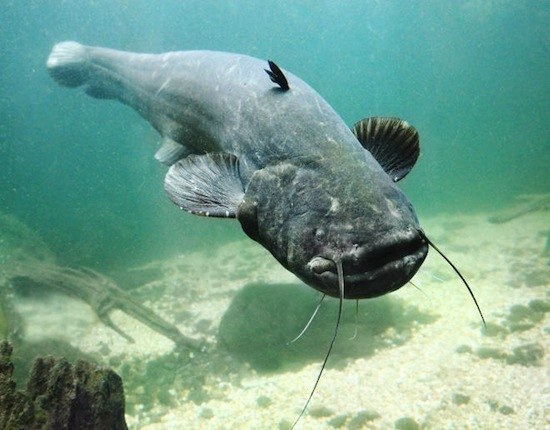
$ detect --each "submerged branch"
[7,262,202,351]
[488,193,550,224]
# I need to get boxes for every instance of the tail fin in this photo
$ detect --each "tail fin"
[46,41,89,88]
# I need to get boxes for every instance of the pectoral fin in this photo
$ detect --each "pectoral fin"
[352,117,419,182]
[164,153,245,217]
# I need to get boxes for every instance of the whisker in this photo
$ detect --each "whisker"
[408,280,429,300]
[418,229,486,328]
[291,259,344,429]
[349,299,359,340]
[288,293,326,344]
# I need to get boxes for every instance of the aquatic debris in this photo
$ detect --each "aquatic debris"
[0,285,24,343]
[309,405,334,418]
[256,395,273,408]
[199,408,214,419]
[452,393,471,405]
[498,405,515,415]
[488,193,550,223]
[7,263,201,350]
[486,399,515,415]
[324,409,381,429]
[0,302,7,340]
[0,340,128,430]
[348,410,381,428]
[0,212,54,267]
[506,343,545,366]
[479,299,550,338]
[474,342,544,366]
[327,415,347,428]
[394,416,420,430]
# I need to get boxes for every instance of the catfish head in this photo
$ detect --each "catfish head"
[164,117,428,300]
[237,156,427,299]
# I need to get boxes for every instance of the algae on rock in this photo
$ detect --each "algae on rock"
[0,340,128,430]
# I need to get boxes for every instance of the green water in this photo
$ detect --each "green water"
[1,0,548,270]
[0,3,549,429]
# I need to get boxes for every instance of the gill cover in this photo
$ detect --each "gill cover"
[235,159,307,249]
[162,152,296,249]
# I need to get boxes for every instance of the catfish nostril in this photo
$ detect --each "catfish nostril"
[308,256,336,274]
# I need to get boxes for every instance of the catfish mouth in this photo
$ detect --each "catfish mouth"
[307,236,428,299]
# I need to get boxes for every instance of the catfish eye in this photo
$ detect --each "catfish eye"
[314,228,325,241]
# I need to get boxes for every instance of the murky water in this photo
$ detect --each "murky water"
[1,1,548,429]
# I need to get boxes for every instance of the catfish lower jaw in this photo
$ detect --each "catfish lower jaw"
[307,242,428,299]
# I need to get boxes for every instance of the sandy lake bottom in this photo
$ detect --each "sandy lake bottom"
[7,211,549,430]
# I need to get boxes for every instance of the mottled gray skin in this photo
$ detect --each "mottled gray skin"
[47,42,427,299]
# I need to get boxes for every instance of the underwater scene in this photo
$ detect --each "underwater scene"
[1,1,548,429]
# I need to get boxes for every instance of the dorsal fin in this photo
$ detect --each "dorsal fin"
[265,60,290,91]
[352,117,419,182]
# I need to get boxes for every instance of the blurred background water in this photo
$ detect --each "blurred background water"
[1,0,548,271]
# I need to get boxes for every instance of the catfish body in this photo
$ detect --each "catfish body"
[46,41,428,299]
